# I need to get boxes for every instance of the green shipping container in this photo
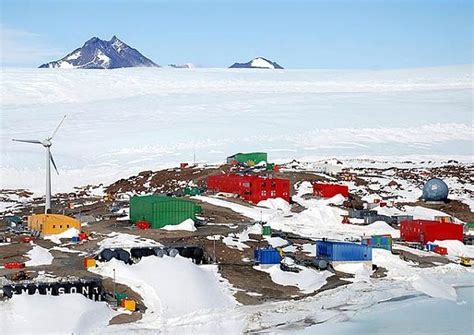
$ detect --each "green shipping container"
[262,225,272,236]
[266,163,274,171]
[115,292,128,305]
[468,222,474,229]
[184,187,204,196]
[130,195,202,229]
[227,152,267,166]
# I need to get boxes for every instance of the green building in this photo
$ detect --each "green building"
[226,152,267,166]
[184,187,205,196]
[130,195,202,229]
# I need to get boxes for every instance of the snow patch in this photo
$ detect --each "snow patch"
[257,198,291,211]
[43,228,80,244]
[254,264,331,293]
[161,218,196,231]
[25,245,53,266]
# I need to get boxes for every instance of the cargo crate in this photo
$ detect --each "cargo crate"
[84,258,96,268]
[4,262,25,269]
[122,299,136,311]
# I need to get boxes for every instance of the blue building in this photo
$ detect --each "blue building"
[316,240,372,265]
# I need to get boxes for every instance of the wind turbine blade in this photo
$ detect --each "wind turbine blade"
[12,139,42,144]
[50,152,59,175]
[49,115,67,140]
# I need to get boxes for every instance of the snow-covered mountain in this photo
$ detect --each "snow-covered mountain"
[229,57,284,69]
[39,36,159,69]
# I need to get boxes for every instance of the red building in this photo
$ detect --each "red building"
[313,183,349,198]
[400,220,463,244]
[207,174,290,204]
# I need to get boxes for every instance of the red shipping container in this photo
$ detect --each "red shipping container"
[207,174,290,204]
[21,236,33,243]
[400,220,463,243]
[313,183,349,198]
[180,163,189,169]
[4,262,25,269]
[136,220,151,229]
[79,233,88,241]
[434,246,448,255]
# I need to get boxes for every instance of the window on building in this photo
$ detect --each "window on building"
[60,225,63,229]
[53,225,55,229]
[271,191,276,197]
[67,225,70,228]
[271,182,276,188]
[261,182,266,187]
[261,191,267,196]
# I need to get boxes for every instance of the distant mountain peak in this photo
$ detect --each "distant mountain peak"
[229,57,284,69]
[168,63,196,69]
[39,36,159,69]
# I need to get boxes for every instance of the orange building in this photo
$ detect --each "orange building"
[28,214,81,235]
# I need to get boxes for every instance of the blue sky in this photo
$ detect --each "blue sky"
[0,0,472,68]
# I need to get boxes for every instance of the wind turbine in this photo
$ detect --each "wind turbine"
[12,115,66,214]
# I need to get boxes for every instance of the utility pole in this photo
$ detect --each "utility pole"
[213,237,216,264]
[113,268,116,305]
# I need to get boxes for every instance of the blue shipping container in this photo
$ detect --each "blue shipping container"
[316,241,372,261]
[426,243,437,252]
[71,236,79,242]
[361,235,392,251]
[254,248,281,264]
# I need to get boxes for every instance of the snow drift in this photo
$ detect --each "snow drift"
[89,256,237,318]
[0,294,116,334]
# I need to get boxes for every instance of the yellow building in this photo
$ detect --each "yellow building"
[28,214,81,235]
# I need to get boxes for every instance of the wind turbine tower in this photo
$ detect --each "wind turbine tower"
[12,115,66,214]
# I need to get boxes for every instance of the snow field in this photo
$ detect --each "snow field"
[0,294,117,335]
[1,66,472,196]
